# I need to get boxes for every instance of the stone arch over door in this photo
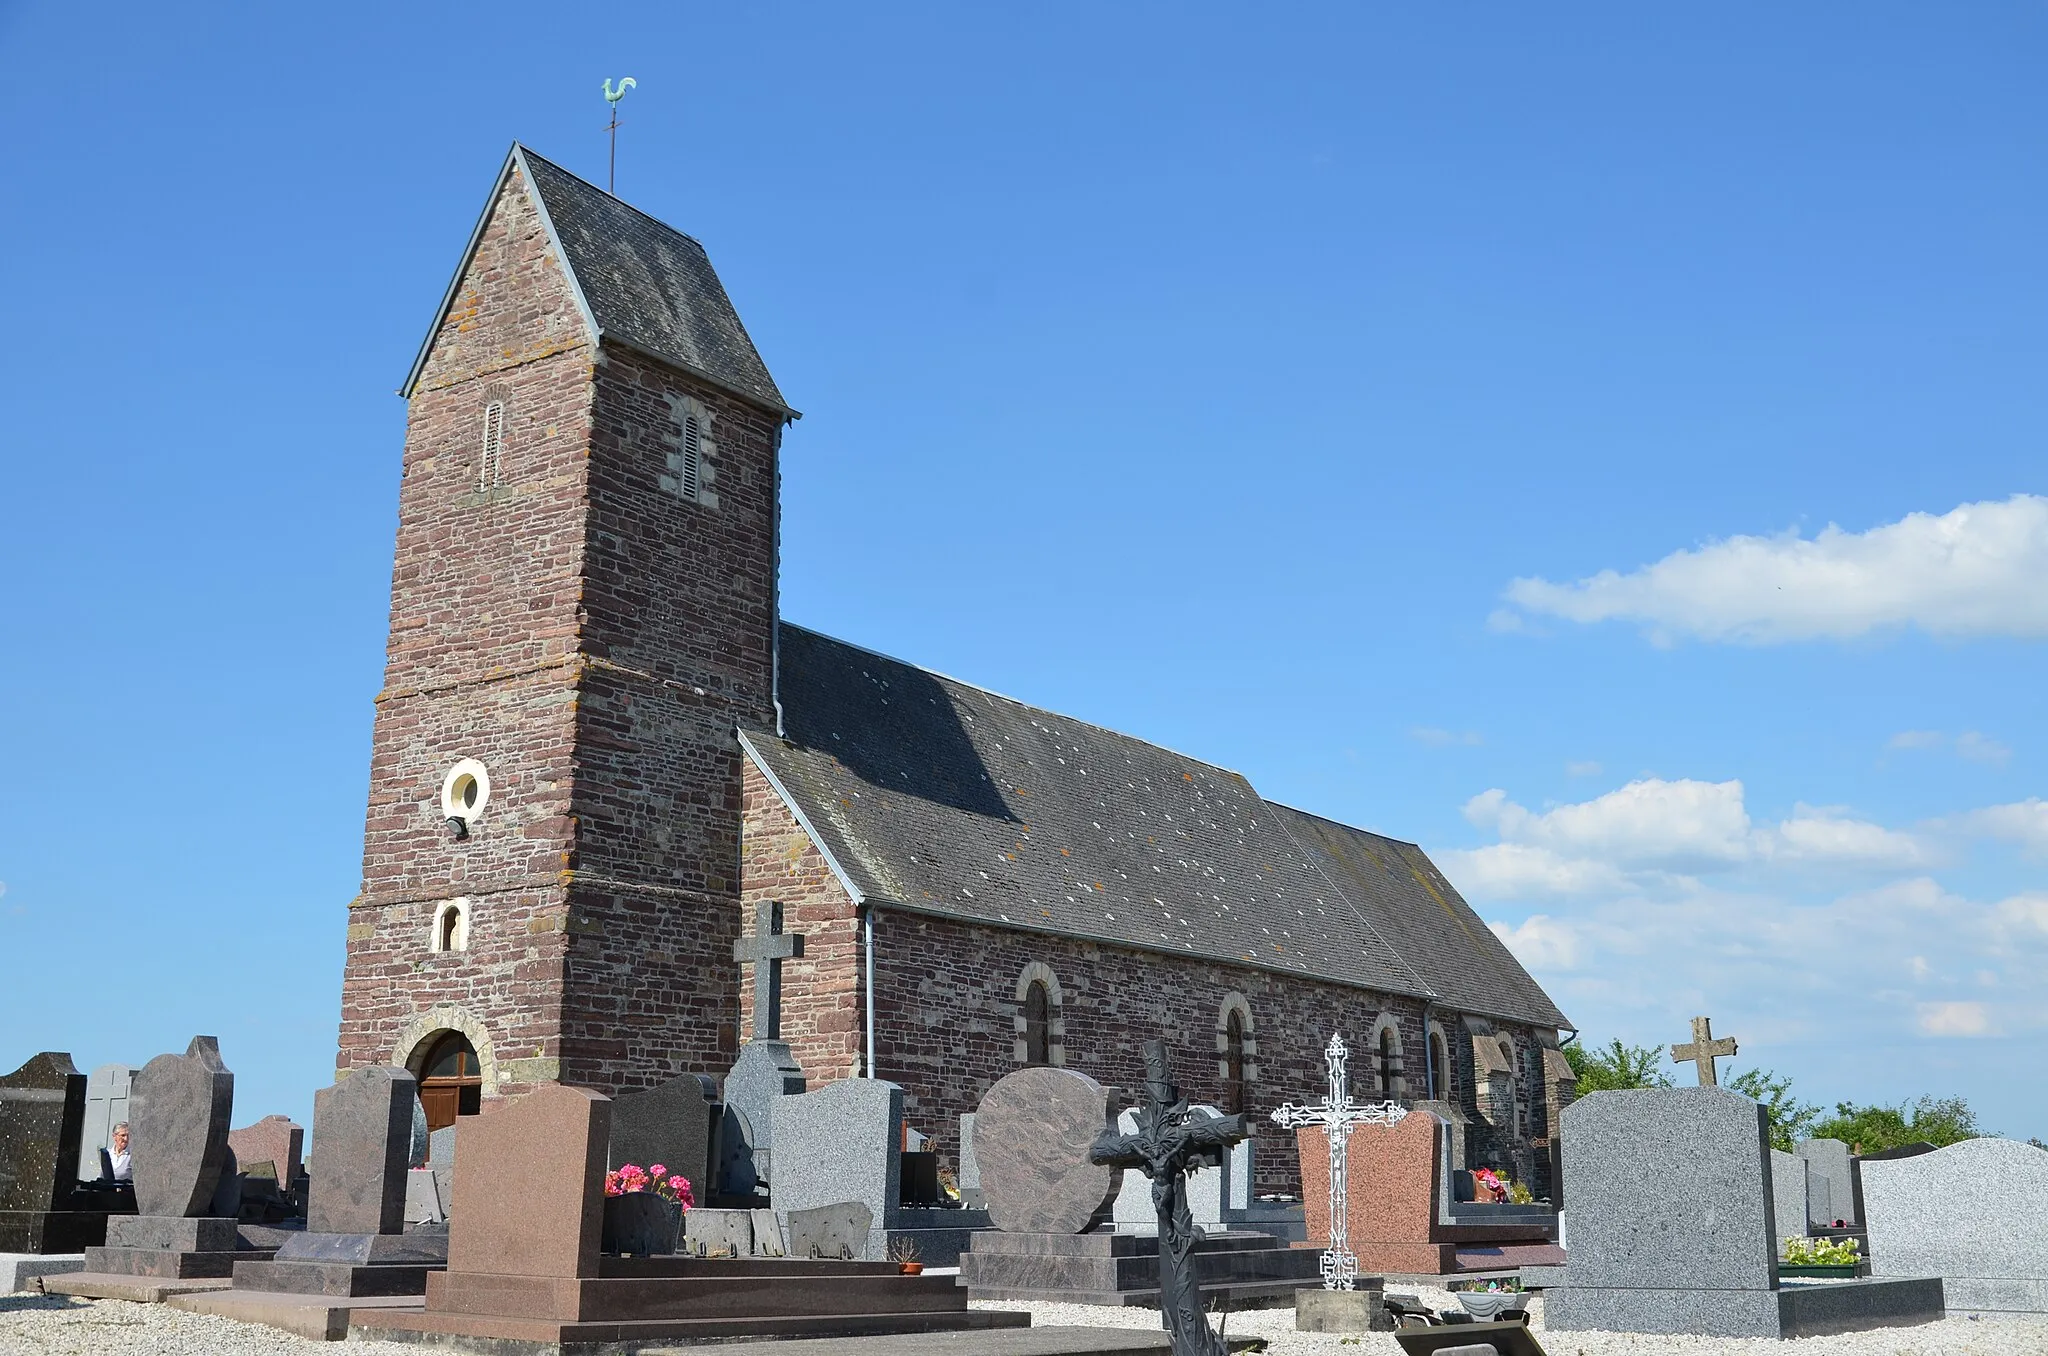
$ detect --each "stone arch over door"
[392,1004,502,1099]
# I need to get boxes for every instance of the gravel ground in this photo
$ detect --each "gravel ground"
[968,1289,2048,1356]
[3,1289,2046,1355]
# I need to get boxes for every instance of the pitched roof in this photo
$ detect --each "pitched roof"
[744,625,1570,1030]
[403,144,794,417]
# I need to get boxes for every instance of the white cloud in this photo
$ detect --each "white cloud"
[1948,799,2048,855]
[1463,779,1755,870]
[1955,732,2014,765]
[1439,843,1632,900]
[1887,730,2013,765]
[1565,760,1604,777]
[1487,914,1582,970]
[1411,727,1483,748]
[1772,805,1931,870]
[1499,493,2048,643]
[1916,1002,1993,1037]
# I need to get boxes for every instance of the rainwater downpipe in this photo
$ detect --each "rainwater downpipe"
[863,907,876,1078]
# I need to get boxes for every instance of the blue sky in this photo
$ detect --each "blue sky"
[1,5,2042,1140]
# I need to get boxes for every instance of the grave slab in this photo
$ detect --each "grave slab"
[1,1252,84,1293]
[167,1288,424,1342]
[1864,1136,2048,1314]
[41,1270,234,1302]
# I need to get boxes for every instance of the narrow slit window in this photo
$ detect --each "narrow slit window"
[480,401,505,489]
[679,413,702,501]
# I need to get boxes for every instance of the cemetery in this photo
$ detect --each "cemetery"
[7,27,2048,1356]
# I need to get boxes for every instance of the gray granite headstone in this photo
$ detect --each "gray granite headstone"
[1769,1148,1809,1254]
[683,1206,755,1255]
[1112,1103,1227,1233]
[408,1094,429,1169]
[1548,1087,1780,1335]
[610,1073,719,1204]
[974,1067,1118,1235]
[1796,1138,1857,1226]
[0,1053,86,1213]
[770,1078,899,1260]
[129,1036,234,1218]
[76,1063,134,1181]
[307,1066,417,1235]
[1806,1167,1833,1229]
[786,1200,873,1260]
[404,1167,446,1225]
[957,1111,982,1206]
[428,1124,457,1214]
[720,1040,805,1197]
[1864,1137,2048,1313]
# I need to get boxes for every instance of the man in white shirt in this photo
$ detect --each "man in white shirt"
[108,1122,133,1182]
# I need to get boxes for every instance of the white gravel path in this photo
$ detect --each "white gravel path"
[3,1289,2046,1354]
[969,1289,2048,1356]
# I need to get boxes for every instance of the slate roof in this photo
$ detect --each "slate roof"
[404,145,793,416]
[744,625,1571,1030]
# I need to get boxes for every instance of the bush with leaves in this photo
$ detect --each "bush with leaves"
[1562,1038,1673,1092]
[1727,1067,1821,1153]
[1810,1096,1978,1153]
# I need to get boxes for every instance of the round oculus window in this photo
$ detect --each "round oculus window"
[439,758,492,822]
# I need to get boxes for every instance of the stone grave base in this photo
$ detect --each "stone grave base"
[1339,1238,1564,1276]
[42,1271,233,1302]
[167,1288,426,1341]
[82,1215,282,1280]
[0,1211,117,1253]
[875,1223,986,1268]
[1,1252,84,1294]
[352,1255,1030,1350]
[232,1256,436,1297]
[1295,1283,1391,1332]
[1931,1276,2048,1315]
[962,1228,1323,1307]
[1547,1276,1945,1337]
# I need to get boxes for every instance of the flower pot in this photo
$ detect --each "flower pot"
[602,1193,682,1255]
[898,1262,924,1276]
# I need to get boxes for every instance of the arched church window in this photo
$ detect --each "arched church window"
[1223,1008,1248,1113]
[438,906,459,952]
[1023,980,1051,1066]
[417,1031,482,1131]
[1429,1030,1449,1100]
[678,413,703,501]
[1378,1024,1404,1097]
[480,400,505,489]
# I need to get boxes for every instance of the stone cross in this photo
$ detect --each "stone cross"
[1671,1015,1738,1087]
[733,902,805,1042]
[1271,1033,1408,1291]
[1091,1040,1250,1356]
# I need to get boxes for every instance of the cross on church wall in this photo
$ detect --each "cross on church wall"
[734,901,805,1043]
[1670,1015,1737,1087]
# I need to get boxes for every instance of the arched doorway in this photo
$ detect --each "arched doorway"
[416,1030,482,1132]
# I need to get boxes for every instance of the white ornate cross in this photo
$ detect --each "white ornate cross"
[1271,1032,1407,1290]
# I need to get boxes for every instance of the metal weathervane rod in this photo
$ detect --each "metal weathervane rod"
[603,77,637,194]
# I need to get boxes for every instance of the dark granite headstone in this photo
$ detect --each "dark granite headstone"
[609,1073,719,1202]
[900,1151,942,1205]
[308,1066,417,1235]
[409,1094,430,1169]
[130,1036,234,1218]
[975,1066,1118,1235]
[786,1200,872,1260]
[0,1052,86,1213]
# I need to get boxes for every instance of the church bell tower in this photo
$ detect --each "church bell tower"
[335,144,795,1120]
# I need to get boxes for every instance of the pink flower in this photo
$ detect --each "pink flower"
[604,1170,623,1198]
[649,1164,667,1179]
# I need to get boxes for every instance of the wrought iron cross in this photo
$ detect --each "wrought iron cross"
[1670,1015,1737,1087]
[1271,1033,1408,1291]
[733,901,804,1042]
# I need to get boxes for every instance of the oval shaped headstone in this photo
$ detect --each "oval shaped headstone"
[131,1036,234,1218]
[975,1066,1117,1234]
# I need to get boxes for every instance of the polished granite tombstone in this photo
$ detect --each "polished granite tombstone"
[719,1040,805,1202]
[960,1067,1318,1309]
[1864,1137,2048,1314]
[0,1052,118,1252]
[610,1073,719,1205]
[227,1116,304,1200]
[1769,1148,1811,1255]
[1547,1088,1943,1337]
[73,1038,266,1281]
[232,1068,441,1299]
[1296,1107,1561,1276]
[354,1084,1028,1348]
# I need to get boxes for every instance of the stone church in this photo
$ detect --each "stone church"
[335,143,1575,1197]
